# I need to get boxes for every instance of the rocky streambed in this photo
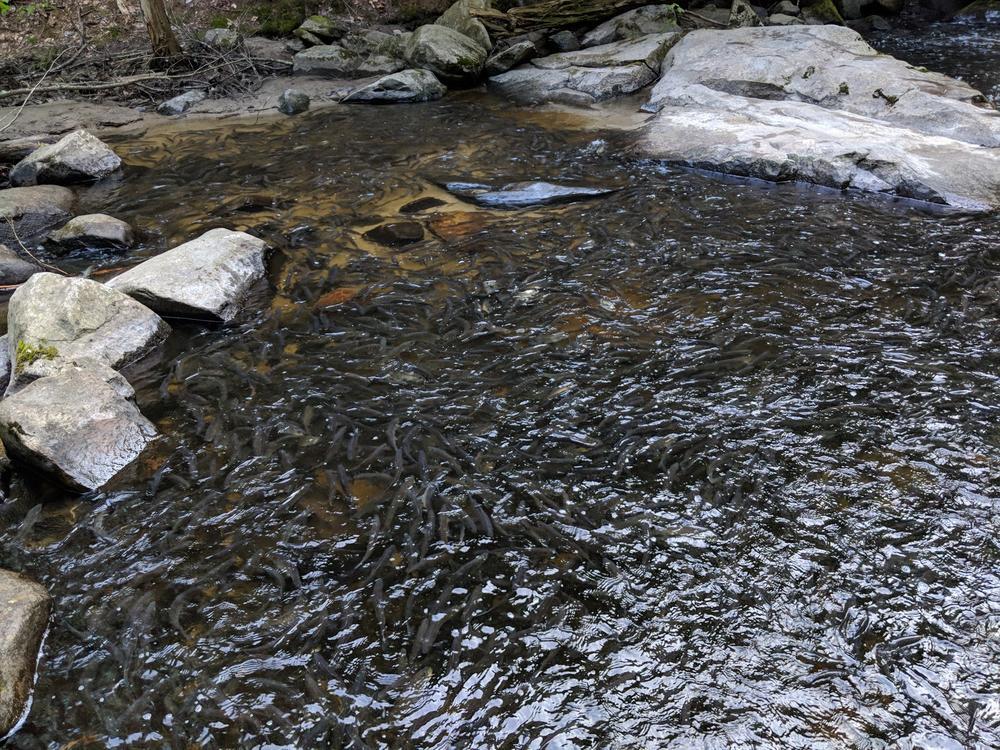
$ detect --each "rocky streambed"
[0,5,999,747]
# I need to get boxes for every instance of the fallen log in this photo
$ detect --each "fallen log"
[471,0,660,36]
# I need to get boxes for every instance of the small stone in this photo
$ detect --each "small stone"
[868,13,893,29]
[363,221,424,247]
[0,335,9,393]
[107,228,269,323]
[428,211,488,240]
[46,213,134,252]
[0,569,51,737]
[0,244,41,285]
[156,90,207,116]
[770,0,801,14]
[9,130,121,187]
[278,88,311,115]
[484,40,537,76]
[549,30,580,51]
[0,363,157,491]
[203,27,239,49]
[400,196,448,213]
[295,15,350,43]
[769,11,805,22]
[295,29,324,46]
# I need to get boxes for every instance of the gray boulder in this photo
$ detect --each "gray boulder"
[157,90,206,115]
[295,15,349,44]
[292,44,406,78]
[203,28,239,49]
[46,213,134,252]
[9,130,120,187]
[638,83,1000,212]
[436,0,492,52]
[0,186,74,246]
[0,244,41,285]
[549,30,581,52]
[643,26,1000,147]
[489,32,680,105]
[484,40,538,76]
[0,335,9,392]
[107,228,269,323]
[404,25,488,86]
[443,180,619,207]
[0,570,51,738]
[278,88,311,115]
[6,273,169,391]
[771,0,801,13]
[342,69,447,104]
[581,5,681,47]
[0,363,156,491]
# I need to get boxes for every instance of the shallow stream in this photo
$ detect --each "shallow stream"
[2,22,1000,750]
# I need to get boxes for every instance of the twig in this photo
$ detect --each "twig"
[1,217,67,275]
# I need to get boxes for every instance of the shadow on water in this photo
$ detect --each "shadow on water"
[2,29,1000,750]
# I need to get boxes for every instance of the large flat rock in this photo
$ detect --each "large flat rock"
[6,273,169,392]
[107,228,269,323]
[292,44,406,78]
[488,32,680,105]
[0,186,75,246]
[637,84,1000,212]
[0,570,51,739]
[644,26,1000,147]
[0,363,156,491]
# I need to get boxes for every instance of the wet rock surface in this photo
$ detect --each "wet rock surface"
[45,213,134,252]
[484,40,538,76]
[9,130,120,187]
[107,228,269,323]
[342,69,447,104]
[0,570,51,738]
[488,33,681,104]
[644,27,1000,147]
[5,273,169,391]
[363,221,425,247]
[0,186,75,248]
[0,363,156,491]
[443,180,619,208]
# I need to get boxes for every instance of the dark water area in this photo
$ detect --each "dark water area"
[3,25,1000,750]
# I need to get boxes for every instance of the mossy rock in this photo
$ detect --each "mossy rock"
[802,0,845,23]
[254,0,307,37]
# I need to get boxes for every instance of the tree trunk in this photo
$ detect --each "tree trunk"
[139,0,182,60]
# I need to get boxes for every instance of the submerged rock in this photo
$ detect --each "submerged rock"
[157,90,207,116]
[292,43,406,78]
[9,130,121,187]
[278,88,311,115]
[644,26,1000,147]
[0,244,41,285]
[0,186,74,246]
[638,83,1000,212]
[6,273,169,391]
[0,363,156,491]
[489,32,681,105]
[46,213,134,252]
[581,4,681,47]
[363,221,425,247]
[435,0,492,52]
[443,180,619,208]
[342,69,446,104]
[404,24,488,86]
[107,228,269,323]
[484,40,537,76]
[0,569,51,739]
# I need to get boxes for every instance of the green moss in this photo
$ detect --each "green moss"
[253,0,307,37]
[802,0,844,24]
[839,81,850,95]
[209,14,230,29]
[15,339,57,373]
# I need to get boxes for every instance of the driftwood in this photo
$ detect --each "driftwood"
[471,0,658,36]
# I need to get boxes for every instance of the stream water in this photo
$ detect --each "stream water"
[3,22,1000,750]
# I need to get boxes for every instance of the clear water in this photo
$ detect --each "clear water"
[2,24,1000,750]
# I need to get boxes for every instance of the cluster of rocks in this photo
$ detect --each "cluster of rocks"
[0,131,273,735]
